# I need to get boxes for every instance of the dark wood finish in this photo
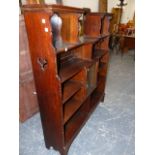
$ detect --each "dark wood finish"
[93,49,107,60]
[22,4,112,155]
[111,33,135,55]
[83,12,112,105]
[60,13,81,43]
[120,35,135,54]
[64,98,89,144]
[19,79,39,122]
[22,4,84,13]
[23,11,65,152]
[63,96,83,124]
[53,36,101,54]
[59,58,87,83]
[84,13,112,36]
[101,16,110,35]
[19,15,39,122]
[62,80,82,104]
[84,13,104,37]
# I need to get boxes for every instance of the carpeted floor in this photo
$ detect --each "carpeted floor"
[19,50,135,155]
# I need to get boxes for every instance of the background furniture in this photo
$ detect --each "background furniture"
[19,0,44,123]
[110,7,122,33]
[22,4,112,155]
[19,0,64,122]
[110,33,135,55]
[19,15,39,122]
[111,20,135,54]
[28,0,45,4]
[99,0,107,12]
[119,34,135,54]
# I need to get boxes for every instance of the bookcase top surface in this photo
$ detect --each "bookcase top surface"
[22,4,85,14]
[85,12,113,19]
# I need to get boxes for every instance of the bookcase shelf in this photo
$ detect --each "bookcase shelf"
[64,97,89,145]
[59,58,95,83]
[23,4,112,155]
[62,80,82,104]
[55,36,101,54]
[59,58,85,83]
[63,96,83,124]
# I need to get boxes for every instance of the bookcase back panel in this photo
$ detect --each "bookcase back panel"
[84,15,102,36]
[82,44,93,59]
[57,51,75,67]
[72,44,92,60]
[71,69,87,85]
[73,70,87,98]
[60,13,81,43]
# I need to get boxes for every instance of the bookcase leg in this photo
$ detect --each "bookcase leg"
[101,93,105,102]
[45,144,50,150]
[60,148,69,155]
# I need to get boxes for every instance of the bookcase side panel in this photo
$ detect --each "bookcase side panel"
[24,11,65,150]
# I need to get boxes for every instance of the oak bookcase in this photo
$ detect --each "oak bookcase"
[22,4,112,155]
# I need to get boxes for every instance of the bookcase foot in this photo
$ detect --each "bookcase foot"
[101,94,105,102]
[60,148,69,155]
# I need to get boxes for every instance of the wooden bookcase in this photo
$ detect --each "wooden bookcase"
[22,4,112,155]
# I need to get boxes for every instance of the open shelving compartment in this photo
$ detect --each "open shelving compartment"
[57,45,98,117]
[59,60,99,148]
[64,96,90,145]
[22,4,112,155]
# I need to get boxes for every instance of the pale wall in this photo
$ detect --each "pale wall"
[44,0,56,4]
[22,0,135,23]
[63,0,99,12]
[45,0,99,12]
[21,0,99,12]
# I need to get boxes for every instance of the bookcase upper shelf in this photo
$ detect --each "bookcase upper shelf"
[54,35,110,54]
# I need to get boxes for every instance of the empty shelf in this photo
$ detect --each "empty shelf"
[59,58,95,83]
[63,97,83,124]
[62,80,82,104]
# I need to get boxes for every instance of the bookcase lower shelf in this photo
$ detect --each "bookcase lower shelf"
[64,88,105,149]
